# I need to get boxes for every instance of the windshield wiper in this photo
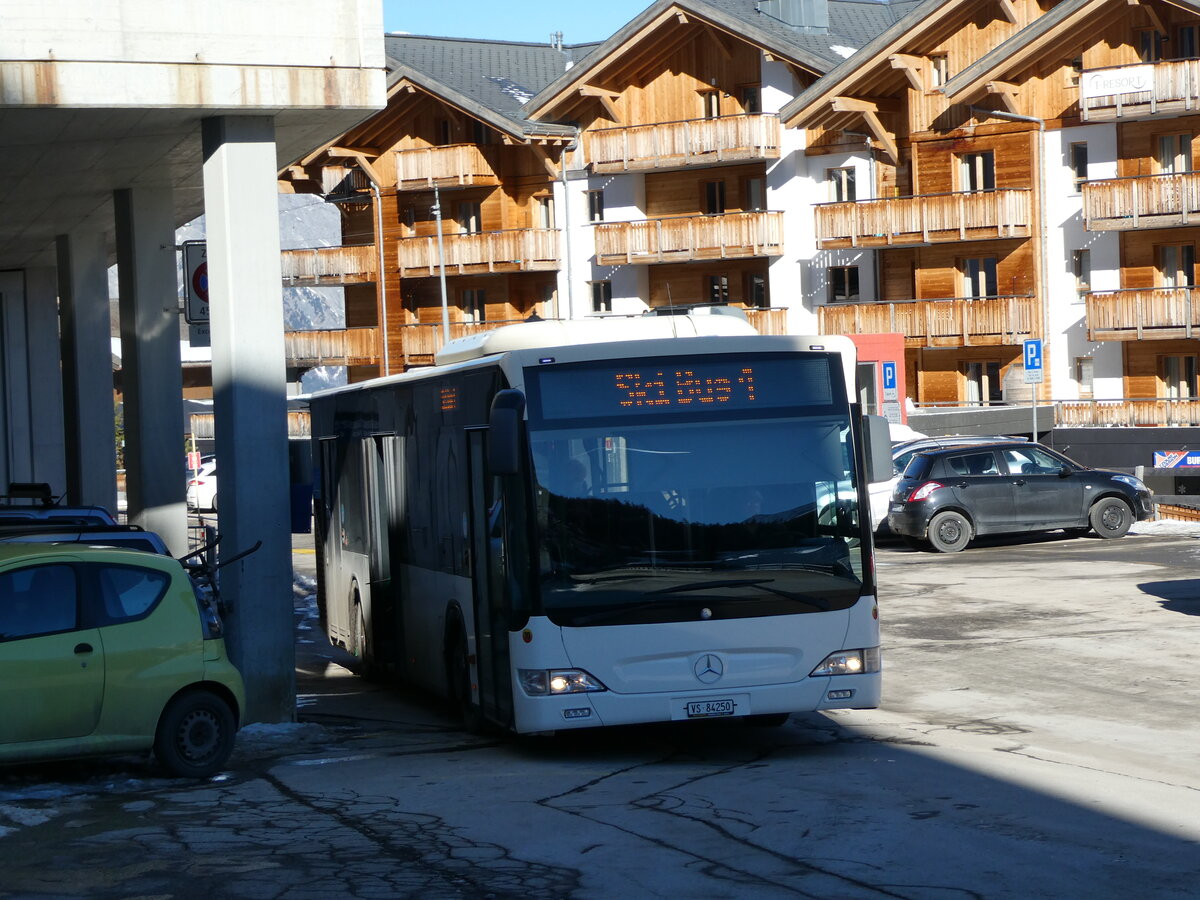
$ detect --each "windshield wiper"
[650,578,832,610]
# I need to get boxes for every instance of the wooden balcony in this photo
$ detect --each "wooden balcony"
[1082,172,1200,231]
[742,307,789,335]
[395,319,541,367]
[284,327,380,367]
[1056,398,1200,427]
[396,229,559,277]
[814,190,1031,249]
[594,212,784,265]
[394,144,499,191]
[1085,288,1200,341]
[280,245,376,285]
[586,114,781,174]
[817,296,1038,348]
[1080,59,1200,122]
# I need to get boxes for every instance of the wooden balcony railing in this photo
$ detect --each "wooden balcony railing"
[1085,287,1199,341]
[280,245,376,285]
[814,190,1031,248]
[395,319,540,367]
[1082,172,1200,230]
[396,229,559,276]
[1080,58,1200,122]
[394,144,499,191]
[284,327,380,367]
[586,114,781,173]
[817,295,1038,347]
[594,212,784,265]
[741,307,789,335]
[1056,398,1200,427]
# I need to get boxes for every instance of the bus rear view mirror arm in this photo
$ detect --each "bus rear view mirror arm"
[488,389,527,475]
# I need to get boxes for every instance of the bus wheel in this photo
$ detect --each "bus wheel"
[449,629,486,734]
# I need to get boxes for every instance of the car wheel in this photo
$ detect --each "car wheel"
[927,511,971,553]
[154,690,237,778]
[1089,497,1132,539]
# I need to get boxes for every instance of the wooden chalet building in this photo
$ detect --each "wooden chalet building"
[783,0,1200,419]
[279,36,587,375]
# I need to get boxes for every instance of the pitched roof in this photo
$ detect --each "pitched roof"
[525,0,912,119]
[383,35,597,140]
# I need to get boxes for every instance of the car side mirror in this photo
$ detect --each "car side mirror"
[1058,466,1072,478]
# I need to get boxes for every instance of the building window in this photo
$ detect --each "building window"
[539,284,557,316]
[1067,56,1083,87]
[590,280,612,313]
[1139,29,1164,63]
[959,151,995,191]
[744,177,765,211]
[856,361,879,415]
[746,272,768,308]
[402,205,416,233]
[827,167,856,202]
[536,196,554,229]
[463,289,486,323]
[1075,357,1094,399]
[1156,134,1192,173]
[456,201,482,234]
[437,118,452,145]
[703,180,726,215]
[1161,355,1198,398]
[1177,25,1198,60]
[962,361,1003,406]
[700,90,720,119]
[707,274,730,303]
[962,257,998,298]
[828,266,860,303]
[472,121,493,145]
[1069,142,1088,191]
[1073,249,1091,298]
[586,190,605,223]
[930,54,950,87]
[1157,243,1196,287]
[740,85,762,114]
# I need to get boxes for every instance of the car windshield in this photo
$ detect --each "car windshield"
[529,414,866,626]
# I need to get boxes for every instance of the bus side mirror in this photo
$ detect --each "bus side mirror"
[863,415,893,484]
[488,389,526,475]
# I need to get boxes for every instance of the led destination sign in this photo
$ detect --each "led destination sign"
[529,355,836,423]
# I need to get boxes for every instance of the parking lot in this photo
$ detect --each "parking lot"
[0,524,1197,898]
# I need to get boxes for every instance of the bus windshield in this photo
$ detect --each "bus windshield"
[529,412,866,627]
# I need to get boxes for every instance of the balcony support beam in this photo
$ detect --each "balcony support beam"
[831,97,898,164]
[986,81,1020,114]
[889,54,926,91]
[996,0,1018,24]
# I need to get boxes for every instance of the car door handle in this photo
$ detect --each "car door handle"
[956,482,968,488]
[1013,480,1026,486]
[74,643,94,655]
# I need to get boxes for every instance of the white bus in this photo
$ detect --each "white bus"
[310,316,890,733]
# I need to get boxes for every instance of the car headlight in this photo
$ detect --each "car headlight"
[518,668,607,696]
[1113,475,1147,491]
[810,647,881,677]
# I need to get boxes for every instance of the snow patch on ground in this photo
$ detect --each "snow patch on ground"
[1132,517,1200,537]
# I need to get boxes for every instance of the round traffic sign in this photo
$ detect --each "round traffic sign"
[191,262,209,304]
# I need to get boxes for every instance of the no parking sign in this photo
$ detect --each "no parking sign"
[183,241,209,325]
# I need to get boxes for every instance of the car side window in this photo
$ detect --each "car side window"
[94,564,171,625]
[0,564,78,640]
[947,452,999,476]
[1003,448,1064,475]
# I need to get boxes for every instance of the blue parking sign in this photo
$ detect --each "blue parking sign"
[882,361,897,390]
[1023,339,1043,385]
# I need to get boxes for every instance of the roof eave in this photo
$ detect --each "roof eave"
[385,59,534,143]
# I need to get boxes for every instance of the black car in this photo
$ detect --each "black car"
[887,442,1155,553]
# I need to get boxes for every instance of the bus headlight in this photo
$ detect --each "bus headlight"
[518,668,608,696]
[810,647,881,677]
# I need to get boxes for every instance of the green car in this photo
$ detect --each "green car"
[0,543,245,777]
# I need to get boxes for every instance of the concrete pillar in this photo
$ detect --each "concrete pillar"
[202,115,294,724]
[113,189,188,556]
[26,267,70,497]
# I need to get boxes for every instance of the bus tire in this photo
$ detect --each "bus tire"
[1089,497,1132,539]
[448,626,486,734]
[927,511,971,553]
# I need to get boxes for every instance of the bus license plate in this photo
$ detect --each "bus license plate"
[686,698,736,718]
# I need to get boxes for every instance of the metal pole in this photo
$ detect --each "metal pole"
[559,128,580,321]
[370,181,390,376]
[433,184,450,343]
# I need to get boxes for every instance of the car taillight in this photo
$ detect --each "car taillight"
[907,481,943,502]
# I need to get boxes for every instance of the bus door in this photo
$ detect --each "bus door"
[466,428,514,728]
[365,435,400,668]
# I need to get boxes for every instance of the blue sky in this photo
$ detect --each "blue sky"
[382,0,652,43]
